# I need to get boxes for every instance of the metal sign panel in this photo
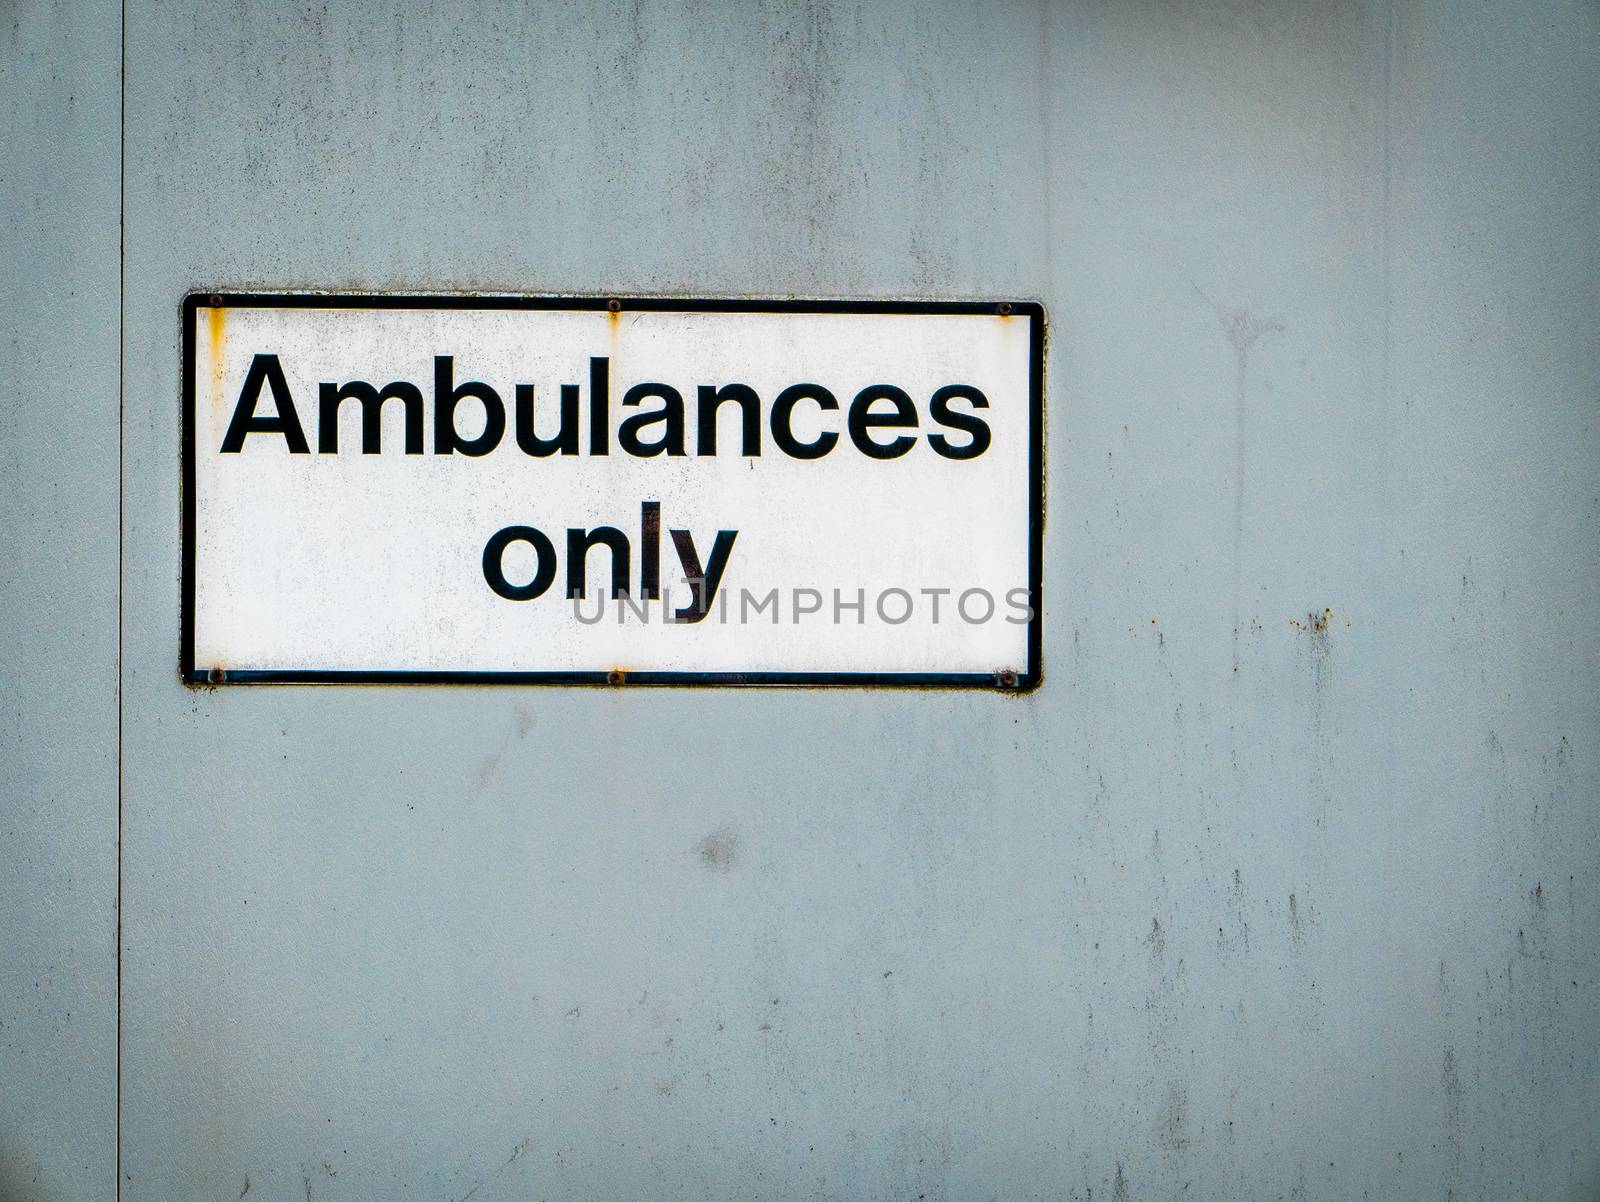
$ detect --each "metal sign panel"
[182,294,1043,687]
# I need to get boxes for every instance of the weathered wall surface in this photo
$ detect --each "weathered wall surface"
[0,2,121,1200]
[7,1,1599,1198]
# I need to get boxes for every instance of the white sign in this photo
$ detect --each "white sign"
[183,295,1043,687]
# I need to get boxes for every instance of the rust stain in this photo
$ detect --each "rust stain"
[208,304,227,419]
[1289,607,1333,634]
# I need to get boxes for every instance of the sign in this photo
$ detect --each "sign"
[182,295,1044,687]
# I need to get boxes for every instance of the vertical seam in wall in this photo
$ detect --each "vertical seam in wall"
[1036,0,1054,304]
[116,0,126,1197]
[1383,0,1394,414]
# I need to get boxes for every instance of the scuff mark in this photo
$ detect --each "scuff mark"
[1289,605,1336,697]
[1158,1083,1191,1151]
[472,711,523,796]
[1112,1160,1130,1201]
[1442,1045,1463,1193]
[1230,867,1250,953]
[454,1135,534,1202]
[694,823,738,872]
[1290,608,1336,823]
[1195,282,1283,676]
[238,1176,250,1200]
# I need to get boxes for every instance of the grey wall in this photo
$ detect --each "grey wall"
[1,2,120,1200]
[6,1,1599,1198]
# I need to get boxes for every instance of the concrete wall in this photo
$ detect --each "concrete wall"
[5,1,1598,1198]
[1,2,120,1199]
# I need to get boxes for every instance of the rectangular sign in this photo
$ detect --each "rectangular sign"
[182,294,1044,687]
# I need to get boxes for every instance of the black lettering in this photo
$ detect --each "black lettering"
[618,383,686,456]
[927,384,991,460]
[669,528,738,623]
[220,353,309,453]
[514,383,580,456]
[482,526,556,601]
[433,356,505,456]
[770,383,838,459]
[589,357,610,456]
[567,526,630,598]
[847,384,918,459]
[640,500,661,600]
[318,380,424,454]
[696,383,761,456]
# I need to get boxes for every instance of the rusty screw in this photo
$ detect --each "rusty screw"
[606,299,621,313]
[208,293,223,308]
[208,667,225,685]
[607,668,625,686]
[997,302,1013,316]
[997,668,1018,689]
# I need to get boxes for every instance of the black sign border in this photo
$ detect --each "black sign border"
[181,292,1045,691]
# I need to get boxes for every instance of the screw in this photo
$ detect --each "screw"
[997,668,1018,689]
[607,299,621,313]
[607,668,625,685]
[208,667,225,685]
[997,302,1013,316]
[208,294,223,308]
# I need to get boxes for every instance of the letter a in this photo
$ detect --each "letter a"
[220,353,310,453]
